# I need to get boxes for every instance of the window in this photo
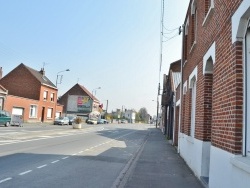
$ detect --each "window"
[43,91,48,100]
[47,108,53,118]
[190,78,197,137]
[29,105,37,118]
[203,0,214,26]
[50,93,55,102]
[191,0,197,48]
[184,18,189,64]
[189,67,197,138]
[0,98,3,110]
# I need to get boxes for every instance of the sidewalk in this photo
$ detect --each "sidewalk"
[122,128,204,188]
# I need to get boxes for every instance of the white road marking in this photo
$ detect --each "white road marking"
[62,156,69,159]
[19,170,32,175]
[37,164,47,169]
[51,160,59,163]
[39,136,52,138]
[0,127,105,146]
[0,177,12,183]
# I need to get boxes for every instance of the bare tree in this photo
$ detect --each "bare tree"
[138,107,148,122]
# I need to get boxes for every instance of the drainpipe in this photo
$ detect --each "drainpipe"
[172,93,176,146]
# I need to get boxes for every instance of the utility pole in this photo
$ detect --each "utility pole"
[105,100,108,118]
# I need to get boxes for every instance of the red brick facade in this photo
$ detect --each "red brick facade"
[180,0,244,154]
[0,63,63,123]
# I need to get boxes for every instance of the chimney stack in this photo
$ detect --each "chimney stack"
[39,68,45,76]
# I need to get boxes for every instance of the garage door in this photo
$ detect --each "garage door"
[12,107,24,115]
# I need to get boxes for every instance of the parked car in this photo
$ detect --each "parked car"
[121,119,126,123]
[67,116,76,125]
[54,117,69,125]
[86,118,98,124]
[97,119,109,124]
[0,110,11,127]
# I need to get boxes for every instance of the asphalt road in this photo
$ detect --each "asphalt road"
[0,123,151,188]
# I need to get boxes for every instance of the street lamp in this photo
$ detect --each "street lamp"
[56,69,70,87]
[54,69,69,120]
[92,87,101,97]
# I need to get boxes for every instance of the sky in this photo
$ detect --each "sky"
[0,0,189,116]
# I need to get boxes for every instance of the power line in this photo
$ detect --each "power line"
[162,33,179,42]
[163,25,179,32]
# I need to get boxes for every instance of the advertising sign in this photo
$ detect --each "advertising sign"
[67,95,93,113]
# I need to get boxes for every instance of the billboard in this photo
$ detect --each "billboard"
[67,95,93,113]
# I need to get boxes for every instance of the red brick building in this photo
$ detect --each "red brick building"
[176,0,250,187]
[58,83,100,118]
[0,63,63,123]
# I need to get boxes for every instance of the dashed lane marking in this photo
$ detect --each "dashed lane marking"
[51,160,59,164]
[0,177,12,184]
[37,164,47,169]
[19,170,32,175]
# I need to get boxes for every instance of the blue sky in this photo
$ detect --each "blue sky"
[0,0,189,115]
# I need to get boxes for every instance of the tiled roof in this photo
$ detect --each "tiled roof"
[78,84,99,101]
[23,63,56,88]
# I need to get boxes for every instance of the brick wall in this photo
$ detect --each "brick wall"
[181,0,243,154]
[0,65,41,100]
[4,85,60,123]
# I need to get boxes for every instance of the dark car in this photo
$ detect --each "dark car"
[0,110,11,127]
[54,117,69,125]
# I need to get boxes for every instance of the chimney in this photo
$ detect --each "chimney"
[39,68,45,76]
[0,67,2,79]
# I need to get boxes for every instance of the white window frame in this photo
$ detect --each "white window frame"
[202,0,215,26]
[43,90,48,100]
[189,67,198,138]
[183,81,188,95]
[47,108,53,118]
[190,79,197,138]
[245,23,250,156]
[29,105,37,118]
[190,0,197,52]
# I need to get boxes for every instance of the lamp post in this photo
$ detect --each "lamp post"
[92,87,101,97]
[91,87,101,112]
[54,69,69,120]
[56,69,70,87]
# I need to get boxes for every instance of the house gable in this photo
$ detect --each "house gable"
[58,83,100,114]
[0,63,41,100]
